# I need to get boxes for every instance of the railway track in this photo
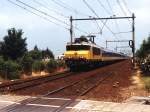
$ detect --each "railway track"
[1,62,122,112]
[2,71,113,112]
[43,73,111,97]
[1,62,121,112]
[0,71,73,93]
[0,60,131,112]
[49,72,113,112]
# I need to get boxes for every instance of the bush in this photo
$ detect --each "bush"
[46,59,57,73]
[28,49,42,61]
[142,77,150,91]
[1,28,27,60]
[42,48,54,59]
[20,54,33,74]
[0,59,21,80]
[57,60,66,68]
[0,57,5,78]
[32,60,45,72]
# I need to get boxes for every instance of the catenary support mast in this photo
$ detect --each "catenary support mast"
[70,13,135,67]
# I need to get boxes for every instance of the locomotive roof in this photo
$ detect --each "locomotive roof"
[67,42,111,52]
[67,41,101,48]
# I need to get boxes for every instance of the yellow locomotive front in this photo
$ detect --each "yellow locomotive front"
[64,44,92,70]
[64,36,103,71]
[64,44,91,59]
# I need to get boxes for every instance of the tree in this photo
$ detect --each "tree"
[20,53,33,74]
[28,45,42,60]
[146,36,150,54]
[0,58,21,80]
[1,28,27,60]
[46,59,57,73]
[136,35,150,60]
[42,48,54,59]
[32,60,45,72]
[34,45,39,51]
[57,60,66,68]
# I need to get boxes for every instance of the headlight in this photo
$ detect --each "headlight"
[80,56,84,58]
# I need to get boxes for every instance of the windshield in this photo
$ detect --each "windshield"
[66,45,90,51]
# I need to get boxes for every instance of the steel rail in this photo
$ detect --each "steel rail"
[0,71,72,93]
[52,73,113,112]
[2,71,113,112]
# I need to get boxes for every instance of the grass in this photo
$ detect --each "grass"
[0,76,4,82]
[141,75,150,91]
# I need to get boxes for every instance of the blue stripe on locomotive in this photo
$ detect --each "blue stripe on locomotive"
[102,50,125,57]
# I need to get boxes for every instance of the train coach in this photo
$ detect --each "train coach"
[64,36,129,71]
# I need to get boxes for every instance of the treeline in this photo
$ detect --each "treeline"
[136,35,150,61]
[0,28,65,80]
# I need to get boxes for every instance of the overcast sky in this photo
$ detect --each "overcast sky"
[0,0,150,56]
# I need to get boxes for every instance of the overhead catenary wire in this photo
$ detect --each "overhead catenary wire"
[106,0,113,14]
[106,0,122,39]
[55,0,78,12]
[116,0,132,24]
[97,0,121,39]
[106,0,132,40]
[51,0,90,17]
[122,0,132,15]
[114,31,132,34]
[94,21,103,34]
[90,18,103,35]
[33,0,69,19]
[116,0,127,16]
[7,0,69,30]
[96,0,112,15]
[83,0,118,39]
[100,19,108,34]
[50,0,94,34]
[50,0,97,34]
[79,0,103,35]
[8,0,133,39]
[95,0,112,34]
[15,0,69,26]
[15,0,88,34]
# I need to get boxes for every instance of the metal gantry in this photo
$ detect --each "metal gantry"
[105,40,132,48]
[69,13,136,67]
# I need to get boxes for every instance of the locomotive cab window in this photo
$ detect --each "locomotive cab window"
[66,45,90,51]
[93,47,100,55]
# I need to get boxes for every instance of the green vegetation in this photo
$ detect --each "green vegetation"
[46,59,57,73]
[20,53,33,74]
[136,35,150,91]
[0,57,21,80]
[28,45,42,60]
[28,46,54,61]
[141,76,150,91]
[1,28,27,60]
[32,60,45,72]
[136,35,150,61]
[57,60,66,68]
[0,28,65,80]
[42,48,54,59]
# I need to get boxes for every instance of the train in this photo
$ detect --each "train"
[64,36,129,71]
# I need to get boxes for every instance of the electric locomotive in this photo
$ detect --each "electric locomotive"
[64,36,128,71]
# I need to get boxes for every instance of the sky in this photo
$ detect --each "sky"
[0,0,150,56]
